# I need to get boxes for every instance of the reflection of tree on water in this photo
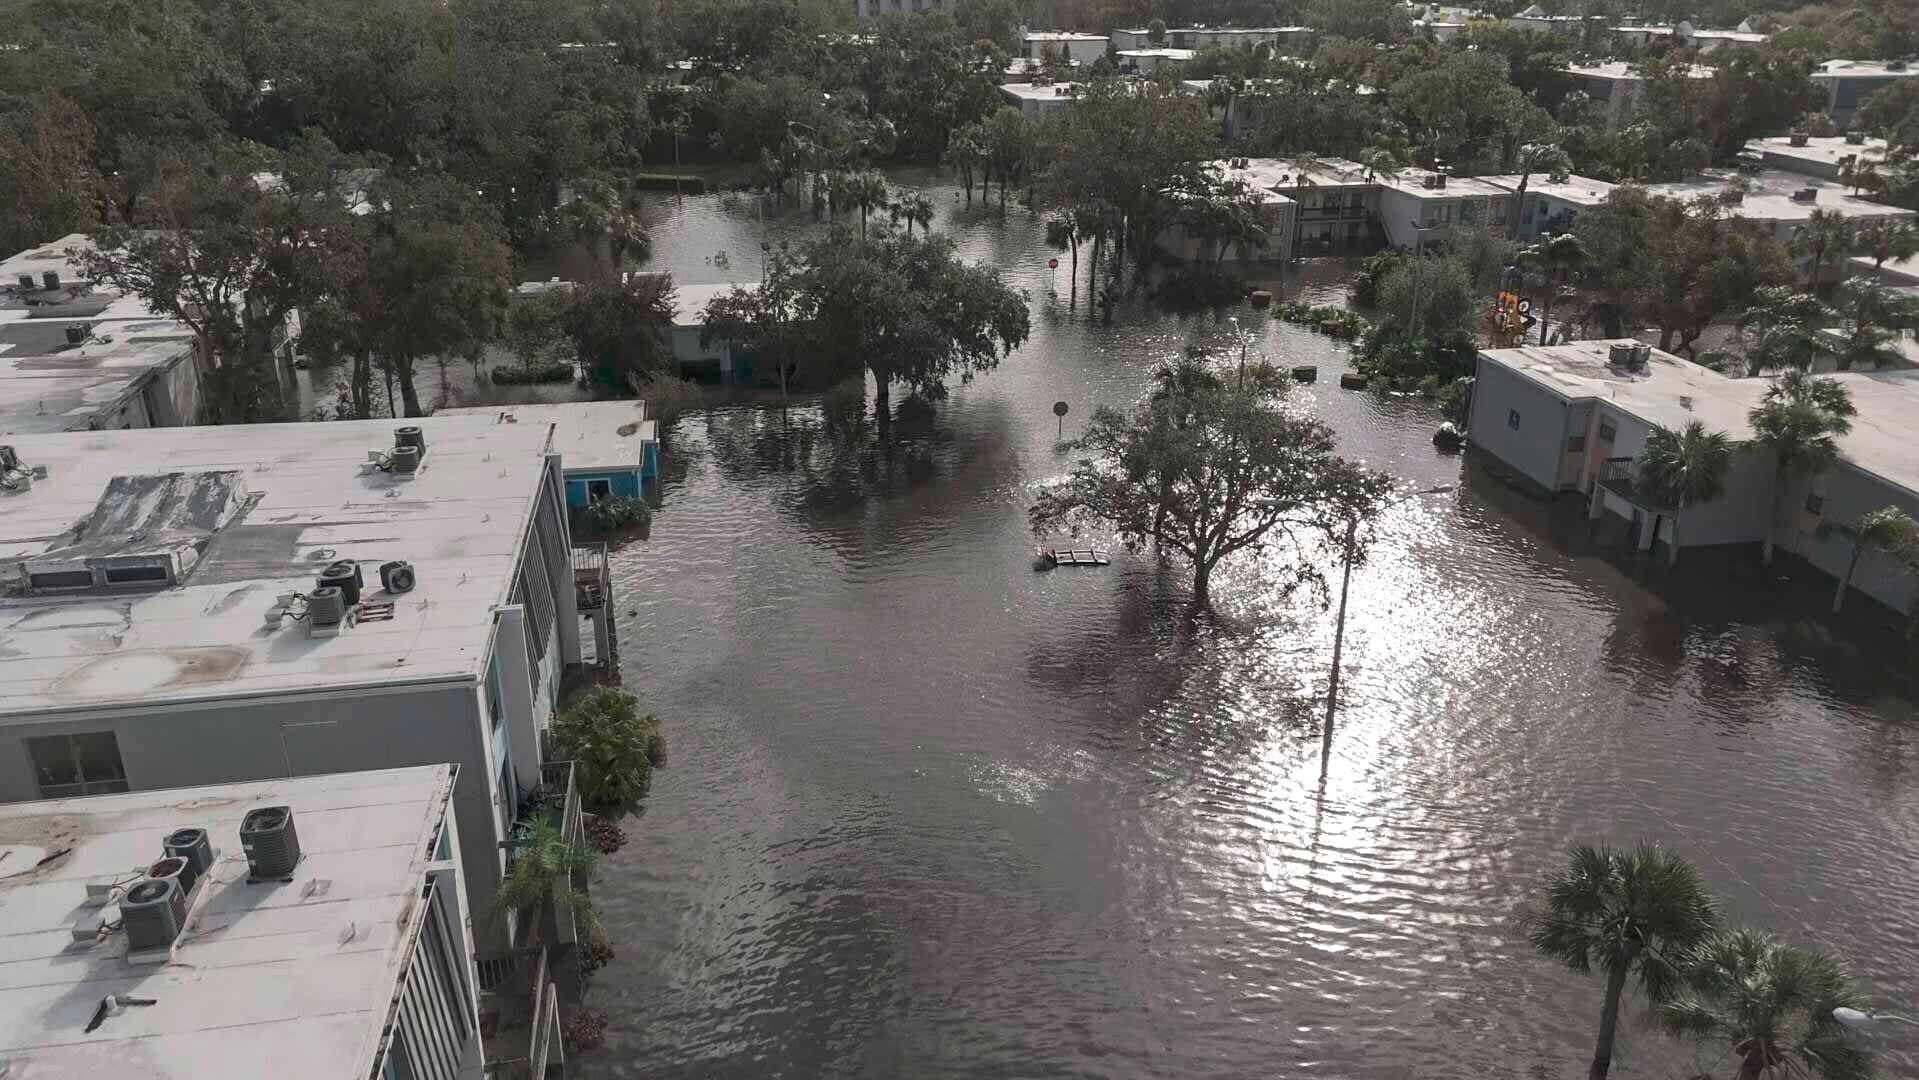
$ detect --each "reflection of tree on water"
[696,387,1022,557]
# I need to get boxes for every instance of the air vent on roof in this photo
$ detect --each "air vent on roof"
[1789,131,1809,147]
[380,560,416,595]
[121,877,187,950]
[15,274,33,291]
[240,806,302,879]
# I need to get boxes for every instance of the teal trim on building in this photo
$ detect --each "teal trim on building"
[564,469,642,507]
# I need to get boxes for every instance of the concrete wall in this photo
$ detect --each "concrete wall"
[1468,357,1573,492]
[1793,462,1919,614]
[142,351,203,427]
[0,684,508,917]
[1672,445,1776,547]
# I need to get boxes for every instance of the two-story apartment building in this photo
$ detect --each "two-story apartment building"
[1561,62,1714,131]
[0,765,540,1079]
[1376,169,1509,250]
[1,237,204,438]
[0,415,600,942]
[1468,341,1919,614]
[1113,26,1311,52]
[1812,60,1918,126]
[1021,32,1108,66]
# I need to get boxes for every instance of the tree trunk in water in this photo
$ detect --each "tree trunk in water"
[872,368,892,442]
[383,364,396,418]
[1589,960,1632,1080]
[860,207,867,240]
[352,350,374,419]
[1763,469,1781,564]
[1540,291,1554,346]
[1666,511,1680,567]
[1191,557,1213,608]
[396,356,424,418]
[1658,325,1675,352]
[1835,546,1863,613]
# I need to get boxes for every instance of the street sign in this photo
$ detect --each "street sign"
[1053,400,1069,438]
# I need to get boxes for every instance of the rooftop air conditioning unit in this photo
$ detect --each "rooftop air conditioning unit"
[64,324,89,345]
[15,274,34,291]
[42,271,59,291]
[1792,188,1818,202]
[163,828,213,892]
[121,877,187,950]
[1422,175,1438,189]
[1608,342,1635,367]
[1435,174,1447,189]
[146,856,194,902]
[1888,60,1908,72]
[1845,130,1866,145]
[1632,343,1652,368]
[307,585,346,638]
[1789,131,1809,147]
[240,806,302,879]
[317,560,363,606]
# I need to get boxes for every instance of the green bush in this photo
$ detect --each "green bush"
[492,361,575,385]
[583,494,651,532]
[550,687,666,810]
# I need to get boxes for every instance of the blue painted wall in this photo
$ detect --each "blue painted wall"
[564,470,642,507]
[642,442,660,480]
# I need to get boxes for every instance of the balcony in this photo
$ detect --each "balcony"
[570,543,609,612]
[1598,456,1672,510]
[479,934,565,1080]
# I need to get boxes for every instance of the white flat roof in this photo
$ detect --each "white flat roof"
[0,765,455,1080]
[1023,32,1107,41]
[0,416,554,716]
[1814,60,1919,81]
[1481,341,1919,497]
[1117,48,1196,59]
[0,236,199,437]
[1480,173,1618,206]
[439,400,655,474]
[670,279,760,326]
[1377,170,1508,199]
[1750,134,1891,171]
[1202,160,1301,205]
[1000,81,1083,101]
[1564,61,1712,82]
[1641,169,1916,227]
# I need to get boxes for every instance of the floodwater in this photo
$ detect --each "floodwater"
[579,183,1919,1079]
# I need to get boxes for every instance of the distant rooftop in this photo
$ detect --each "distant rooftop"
[1813,60,1919,80]
[1749,133,1891,171]
[1202,160,1303,205]
[0,415,554,716]
[0,236,199,437]
[0,765,455,1079]
[1117,48,1196,59]
[1564,61,1713,82]
[1480,173,1618,206]
[1022,31,1107,41]
[1640,167,1915,227]
[1480,341,1919,497]
[1000,80,1086,101]
[439,401,655,475]
[1377,169,1509,199]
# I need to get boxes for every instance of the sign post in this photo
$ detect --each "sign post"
[1052,400,1069,440]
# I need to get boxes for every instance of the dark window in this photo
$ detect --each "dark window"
[1805,493,1825,515]
[1598,420,1617,442]
[585,479,612,501]
[26,733,128,798]
[29,570,94,590]
[1507,409,1521,430]
[1567,435,1587,452]
[104,565,169,585]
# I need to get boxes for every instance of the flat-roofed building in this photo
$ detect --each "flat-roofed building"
[1812,59,1919,126]
[1481,173,1617,239]
[0,415,598,940]
[999,79,1085,119]
[0,765,529,1079]
[1749,133,1892,182]
[1115,47,1194,75]
[1469,340,1919,614]
[0,236,203,438]
[1562,61,1714,131]
[1021,32,1108,66]
[1639,168,1915,249]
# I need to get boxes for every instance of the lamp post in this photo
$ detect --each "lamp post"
[1407,219,1435,335]
[1322,484,1454,754]
[1228,315,1249,385]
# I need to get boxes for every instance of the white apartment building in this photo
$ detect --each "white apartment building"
[1561,61,1714,131]
[1812,60,1919,126]
[1021,32,1109,66]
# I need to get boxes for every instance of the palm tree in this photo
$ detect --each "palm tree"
[496,817,599,933]
[1654,929,1872,1080]
[1045,213,1082,284]
[1738,285,1838,375]
[1531,842,1719,1080]
[564,179,650,279]
[1832,277,1919,370]
[889,191,935,237]
[1507,142,1575,240]
[1637,420,1734,567]
[1791,207,1853,288]
[1852,218,1919,274]
[1521,233,1589,346]
[845,171,890,240]
[1749,371,1857,565]
[1820,505,1919,613]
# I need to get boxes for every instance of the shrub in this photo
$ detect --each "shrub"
[562,1008,609,1051]
[583,813,627,854]
[583,494,651,533]
[496,818,596,930]
[491,361,575,385]
[550,687,666,810]
[641,376,707,428]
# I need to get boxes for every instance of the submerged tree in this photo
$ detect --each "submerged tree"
[1749,371,1857,565]
[1655,929,1871,1080]
[549,686,667,810]
[1029,360,1389,607]
[1530,842,1719,1080]
[1821,506,1919,615]
[1637,420,1734,567]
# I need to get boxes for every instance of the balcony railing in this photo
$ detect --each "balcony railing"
[1598,456,1672,509]
[481,933,563,1079]
[571,543,609,611]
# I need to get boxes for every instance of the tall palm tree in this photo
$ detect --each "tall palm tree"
[1749,371,1857,565]
[1832,277,1919,370]
[1521,233,1589,346]
[846,171,890,240]
[1791,207,1853,288]
[1507,141,1574,240]
[1532,843,1719,1080]
[1637,421,1734,567]
[1654,929,1871,1080]
[889,192,935,237]
[1738,285,1838,375]
[1852,218,1919,274]
[1820,505,1919,613]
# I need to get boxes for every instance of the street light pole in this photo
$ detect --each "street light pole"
[1322,484,1454,755]
[1834,1007,1919,1030]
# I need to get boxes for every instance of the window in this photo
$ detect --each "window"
[585,478,612,502]
[1567,434,1587,453]
[1507,409,1521,430]
[1598,419,1617,442]
[104,565,169,586]
[1805,493,1825,515]
[27,733,128,798]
